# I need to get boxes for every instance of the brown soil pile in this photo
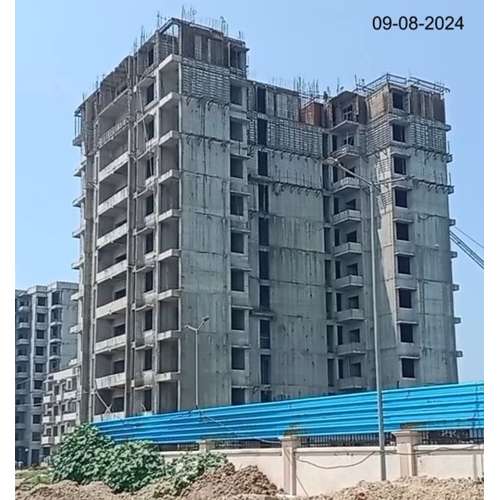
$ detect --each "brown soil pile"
[181,463,278,500]
[15,481,125,500]
[312,476,484,500]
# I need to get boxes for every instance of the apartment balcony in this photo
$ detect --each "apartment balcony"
[15,422,26,430]
[394,241,415,256]
[16,387,28,396]
[393,206,413,223]
[97,117,128,149]
[74,160,85,177]
[330,145,361,162]
[396,308,418,324]
[49,352,61,361]
[71,257,84,271]
[63,412,78,423]
[158,289,181,302]
[16,354,29,362]
[331,177,361,194]
[72,192,85,208]
[156,371,180,383]
[158,91,180,111]
[16,337,30,346]
[395,275,417,290]
[158,169,181,186]
[158,130,181,148]
[70,323,82,335]
[17,321,30,329]
[98,187,129,217]
[16,371,29,379]
[334,275,364,290]
[330,119,359,135]
[336,308,364,323]
[42,414,54,425]
[135,370,154,388]
[43,394,56,404]
[337,376,367,391]
[332,209,361,226]
[70,286,83,302]
[41,436,55,446]
[96,260,127,284]
[95,372,126,390]
[96,223,128,250]
[95,296,127,320]
[337,343,366,357]
[99,151,129,183]
[157,329,181,342]
[17,304,30,314]
[73,132,83,147]
[95,334,127,354]
[158,248,181,263]
[72,224,85,239]
[158,208,181,223]
[93,411,125,422]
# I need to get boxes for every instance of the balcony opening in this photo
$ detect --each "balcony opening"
[144,270,154,293]
[257,119,267,146]
[346,230,358,243]
[146,83,155,105]
[115,252,127,264]
[230,84,243,106]
[230,156,244,178]
[159,339,179,373]
[261,390,272,402]
[113,359,125,374]
[145,195,154,216]
[259,218,269,246]
[334,229,341,246]
[392,91,406,110]
[393,155,407,175]
[231,388,246,406]
[392,123,406,143]
[147,47,154,66]
[395,222,410,241]
[323,196,331,222]
[343,135,355,146]
[397,255,412,275]
[259,251,270,280]
[324,227,332,253]
[348,295,359,309]
[347,262,359,276]
[230,194,244,216]
[350,361,362,377]
[394,188,408,208]
[328,359,335,386]
[258,151,269,176]
[37,296,47,307]
[231,232,245,254]
[259,285,270,310]
[349,328,361,343]
[231,348,245,370]
[338,359,345,379]
[260,354,271,384]
[260,320,271,349]
[335,260,342,279]
[398,289,413,309]
[112,397,125,412]
[159,299,179,332]
[322,164,330,189]
[146,119,155,141]
[258,185,269,213]
[400,323,414,343]
[51,292,61,305]
[113,323,125,337]
[143,389,152,411]
[231,308,245,331]
[144,349,153,371]
[326,292,333,319]
[345,198,357,210]
[146,156,155,179]
[230,120,244,142]
[333,197,339,215]
[325,259,332,286]
[159,259,179,292]
[159,381,178,412]
[327,325,334,353]
[231,269,245,292]
[336,293,343,312]
[114,288,126,300]
[401,358,416,378]
[144,309,153,332]
[256,87,266,113]
[145,231,154,254]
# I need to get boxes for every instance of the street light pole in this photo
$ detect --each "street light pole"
[326,156,388,480]
[184,316,210,409]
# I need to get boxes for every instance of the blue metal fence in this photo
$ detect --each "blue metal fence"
[94,382,484,445]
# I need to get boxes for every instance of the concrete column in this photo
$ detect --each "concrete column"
[281,436,300,495]
[393,430,421,477]
[198,439,215,453]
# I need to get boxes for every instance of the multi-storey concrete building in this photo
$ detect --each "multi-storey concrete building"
[72,18,460,422]
[15,282,78,465]
[41,359,79,459]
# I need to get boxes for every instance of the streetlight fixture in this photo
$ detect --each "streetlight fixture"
[184,316,210,409]
[326,156,409,481]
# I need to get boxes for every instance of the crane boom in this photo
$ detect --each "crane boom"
[450,230,484,269]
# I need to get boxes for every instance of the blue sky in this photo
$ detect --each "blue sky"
[16,0,483,381]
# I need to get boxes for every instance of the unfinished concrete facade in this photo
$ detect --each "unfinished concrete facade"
[72,18,459,422]
[15,282,78,465]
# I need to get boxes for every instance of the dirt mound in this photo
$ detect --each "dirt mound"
[181,463,278,500]
[312,476,484,500]
[15,481,123,500]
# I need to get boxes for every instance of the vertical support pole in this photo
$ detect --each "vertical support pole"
[394,430,421,477]
[281,436,299,495]
[198,439,214,454]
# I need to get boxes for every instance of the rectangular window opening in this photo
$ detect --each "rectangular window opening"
[258,151,269,176]
[231,269,245,292]
[398,289,413,309]
[394,188,409,208]
[260,320,271,349]
[400,323,414,343]
[230,194,244,216]
[230,156,244,178]
[231,348,246,370]
[230,232,245,254]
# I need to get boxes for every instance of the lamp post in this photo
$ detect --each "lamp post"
[184,316,210,409]
[326,156,408,481]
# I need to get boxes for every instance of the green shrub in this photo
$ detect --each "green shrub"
[52,423,112,484]
[104,441,166,493]
[164,452,227,496]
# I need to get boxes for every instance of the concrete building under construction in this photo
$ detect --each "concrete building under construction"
[72,17,460,422]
